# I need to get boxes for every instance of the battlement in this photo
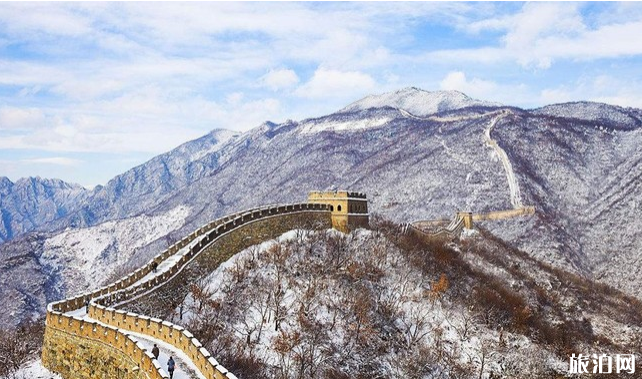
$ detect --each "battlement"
[308,190,368,200]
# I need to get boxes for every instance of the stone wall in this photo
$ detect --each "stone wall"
[43,202,334,379]
[410,206,536,238]
[472,206,536,221]
[408,213,465,241]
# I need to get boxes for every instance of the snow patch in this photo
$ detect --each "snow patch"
[12,359,62,379]
[298,115,392,134]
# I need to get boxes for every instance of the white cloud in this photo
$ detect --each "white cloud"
[0,88,285,154]
[0,107,46,130]
[539,88,574,106]
[226,92,244,105]
[438,71,537,108]
[540,76,642,109]
[23,157,82,166]
[440,71,497,97]
[260,69,299,91]
[433,2,642,69]
[0,3,92,38]
[295,68,376,100]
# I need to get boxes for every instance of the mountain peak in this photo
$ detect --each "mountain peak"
[340,87,501,117]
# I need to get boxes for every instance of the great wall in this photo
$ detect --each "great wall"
[42,189,538,379]
[41,192,369,379]
[407,206,536,241]
[401,107,536,239]
[41,188,535,379]
[39,103,544,379]
[40,105,540,379]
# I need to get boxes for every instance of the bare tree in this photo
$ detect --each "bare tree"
[445,305,479,341]
[265,244,289,332]
[0,322,43,379]
[398,303,432,349]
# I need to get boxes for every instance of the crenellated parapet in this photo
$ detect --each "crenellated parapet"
[42,193,368,379]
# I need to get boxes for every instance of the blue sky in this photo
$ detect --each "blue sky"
[1,2,642,187]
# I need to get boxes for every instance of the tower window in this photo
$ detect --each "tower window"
[337,205,342,211]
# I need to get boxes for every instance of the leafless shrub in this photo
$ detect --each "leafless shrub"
[0,321,44,379]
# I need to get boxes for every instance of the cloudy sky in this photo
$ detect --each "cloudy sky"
[2,2,642,187]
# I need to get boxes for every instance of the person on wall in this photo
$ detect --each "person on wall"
[152,344,160,360]
[167,356,175,379]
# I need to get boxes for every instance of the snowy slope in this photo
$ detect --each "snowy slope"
[12,359,62,379]
[0,205,190,328]
[167,228,640,379]
[297,112,395,134]
[41,205,190,295]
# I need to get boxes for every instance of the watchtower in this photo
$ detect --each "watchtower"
[456,211,474,229]
[308,190,369,233]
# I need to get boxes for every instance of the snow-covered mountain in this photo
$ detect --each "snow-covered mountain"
[0,128,238,242]
[2,87,642,329]
[0,89,497,242]
[59,128,239,229]
[0,177,88,242]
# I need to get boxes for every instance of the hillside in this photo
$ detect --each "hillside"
[139,222,642,378]
[0,205,190,328]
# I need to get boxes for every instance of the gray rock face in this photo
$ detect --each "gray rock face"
[2,87,642,327]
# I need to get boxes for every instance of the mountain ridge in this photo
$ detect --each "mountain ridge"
[340,86,502,117]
